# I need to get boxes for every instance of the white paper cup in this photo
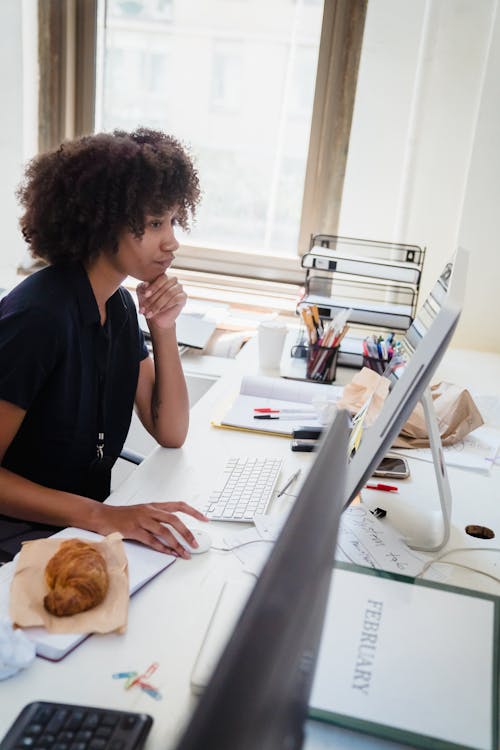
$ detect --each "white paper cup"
[257,321,288,370]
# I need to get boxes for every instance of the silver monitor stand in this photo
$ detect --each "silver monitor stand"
[405,387,452,553]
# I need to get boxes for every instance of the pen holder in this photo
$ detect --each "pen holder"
[362,354,389,376]
[306,344,339,383]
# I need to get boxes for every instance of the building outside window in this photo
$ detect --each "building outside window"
[96,0,325,262]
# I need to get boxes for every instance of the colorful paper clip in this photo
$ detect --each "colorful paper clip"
[113,662,162,700]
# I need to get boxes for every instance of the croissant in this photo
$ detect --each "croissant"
[43,539,109,617]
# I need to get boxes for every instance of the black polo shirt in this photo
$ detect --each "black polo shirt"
[0,262,149,502]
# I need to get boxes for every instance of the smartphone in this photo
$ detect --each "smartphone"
[373,454,410,479]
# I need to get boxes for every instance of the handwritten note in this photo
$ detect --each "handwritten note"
[336,505,446,581]
[223,505,448,581]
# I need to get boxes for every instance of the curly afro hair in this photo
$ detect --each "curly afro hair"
[17,128,201,265]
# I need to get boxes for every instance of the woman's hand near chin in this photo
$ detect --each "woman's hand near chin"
[137,274,187,330]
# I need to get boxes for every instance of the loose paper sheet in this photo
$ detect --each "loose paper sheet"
[392,425,500,473]
[471,393,500,429]
[223,521,279,576]
[336,505,446,582]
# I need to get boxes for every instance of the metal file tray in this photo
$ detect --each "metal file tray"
[297,234,426,367]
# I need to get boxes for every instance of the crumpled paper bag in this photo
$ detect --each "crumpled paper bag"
[336,367,391,426]
[0,618,35,679]
[392,381,484,448]
[9,532,129,635]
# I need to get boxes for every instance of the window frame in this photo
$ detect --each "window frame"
[37,0,367,290]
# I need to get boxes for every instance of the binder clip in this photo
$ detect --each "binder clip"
[370,507,387,519]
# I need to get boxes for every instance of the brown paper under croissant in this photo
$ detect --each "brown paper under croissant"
[392,381,484,448]
[9,532,129,635]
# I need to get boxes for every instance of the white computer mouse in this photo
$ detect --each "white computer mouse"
[159,524,212,555]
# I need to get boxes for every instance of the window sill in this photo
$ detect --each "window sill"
[125,269,303,334]
[176,269,302,317]
[15,260,303,327]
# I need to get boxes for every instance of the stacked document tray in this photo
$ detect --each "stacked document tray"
[297,235,425,367]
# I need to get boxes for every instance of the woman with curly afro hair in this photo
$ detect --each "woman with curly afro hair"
[0,128,208,559]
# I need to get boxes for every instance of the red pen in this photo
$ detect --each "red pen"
[364,483,399,492]
[254,407,313,414]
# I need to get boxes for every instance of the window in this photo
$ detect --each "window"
[96,0,324,261]
[38,0,367,288]
[211,41,243,113]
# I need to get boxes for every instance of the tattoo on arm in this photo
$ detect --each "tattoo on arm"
[152,389,160,424]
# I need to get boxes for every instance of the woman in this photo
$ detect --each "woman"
[0,127,207,559]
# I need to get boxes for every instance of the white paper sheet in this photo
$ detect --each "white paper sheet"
[471,393,500,429]
[393,425,500,473]
[252,513,287,541]
[222,525,275,576]
[336,505,446,582]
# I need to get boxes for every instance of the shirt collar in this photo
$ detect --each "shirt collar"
[66,262,128,329]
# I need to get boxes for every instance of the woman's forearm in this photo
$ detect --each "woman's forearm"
[147,325,189,447]
[0,466,106,531]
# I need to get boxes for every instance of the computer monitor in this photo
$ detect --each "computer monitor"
[175,409,352,750]
[174,248,467,750]
[345,246,468,550]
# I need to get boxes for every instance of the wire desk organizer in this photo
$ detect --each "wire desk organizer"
[294,234,426,371]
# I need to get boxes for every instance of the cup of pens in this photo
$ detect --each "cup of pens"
[299,304,350,383]
[362,333,396,375]
[301,305,351,383]
[306,343,340,383]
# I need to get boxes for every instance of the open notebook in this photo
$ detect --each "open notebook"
[211,374,342,437]
[0,528,176,661]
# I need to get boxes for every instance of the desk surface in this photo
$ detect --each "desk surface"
[0,342,499,750]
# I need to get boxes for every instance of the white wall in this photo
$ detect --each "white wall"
[0,0,38,279]
[458,2,500,351]
[0,1,26,277]
[339,0,500,353]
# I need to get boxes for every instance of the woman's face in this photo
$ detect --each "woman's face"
[112,208,180,282]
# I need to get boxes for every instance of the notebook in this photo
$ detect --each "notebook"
[0,528,176,661]
[211,374,341,437]
[309,562,499,750]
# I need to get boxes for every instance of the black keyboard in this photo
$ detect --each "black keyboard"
[0,701,153,750]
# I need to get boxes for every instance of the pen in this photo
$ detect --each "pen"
[254,414,317,420]
[254,407,313,413]
[364,483,399,492]
[277,469,302,498]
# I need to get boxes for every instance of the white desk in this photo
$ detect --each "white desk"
[0,343,499,750]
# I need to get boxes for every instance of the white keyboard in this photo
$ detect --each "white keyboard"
[201,456,283,522]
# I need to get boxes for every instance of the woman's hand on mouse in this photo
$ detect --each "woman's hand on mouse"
[93,500,208,559]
